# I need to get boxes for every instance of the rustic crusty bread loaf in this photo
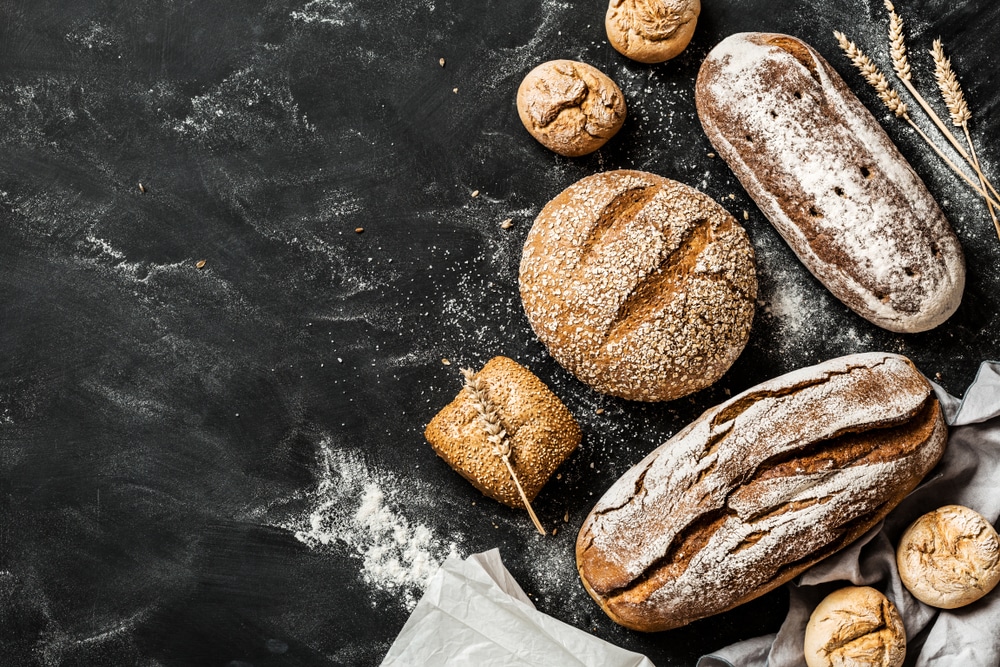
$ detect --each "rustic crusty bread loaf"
[425,356,581,509]
[897,504,1000,609]
[804,586,906,667]
[519,170,756,402]
[606,0,700,64]
[576,352,947,631]
[695,33,965,333]
[517,60,626,157]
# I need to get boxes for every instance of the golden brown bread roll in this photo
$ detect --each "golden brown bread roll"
[576,352,947,631]
[519,169,756,402]
[804,586,906,667]
[897,504,1000,609]
[696,33,965,333]
[605,0,700,64]
[424,356,580,509]
[516,60,626,157]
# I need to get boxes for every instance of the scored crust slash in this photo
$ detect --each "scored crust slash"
[576,352,946,632]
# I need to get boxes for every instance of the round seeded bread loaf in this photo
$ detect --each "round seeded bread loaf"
[519,170,757,402]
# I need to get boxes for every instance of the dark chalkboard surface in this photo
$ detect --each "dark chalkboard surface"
[2,0,998,664]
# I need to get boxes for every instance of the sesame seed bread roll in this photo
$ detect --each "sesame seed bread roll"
[695,33,965,333]
[577,352,947,632]
[518,170,757,402]
[425,356,581,509]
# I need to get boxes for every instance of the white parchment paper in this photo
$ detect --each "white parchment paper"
[380,549,655,667]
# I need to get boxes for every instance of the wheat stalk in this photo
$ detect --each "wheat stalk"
[834,31,1000,210]
[885,0,911,81]
[931,38,999,238]
[931,39,970,125]
[834,31,907,117]
[461,368,546,535]
[880,2,999,237]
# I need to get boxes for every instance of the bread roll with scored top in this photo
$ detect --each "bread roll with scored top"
[897,504,1000,609]
[804,586,906,667]
[605,0,700,64]
[517,60,626,157]
[696,33,965,333]
[576,352,947,632]
[519,170,757,402]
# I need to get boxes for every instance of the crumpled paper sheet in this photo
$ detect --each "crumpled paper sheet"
[699,360,1000,667]
[380,549,654,667]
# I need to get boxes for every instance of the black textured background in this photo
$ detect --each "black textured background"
[2,0,999,665]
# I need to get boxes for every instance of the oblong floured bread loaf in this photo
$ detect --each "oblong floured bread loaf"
[695,33,965,333]
[576,352,947,631]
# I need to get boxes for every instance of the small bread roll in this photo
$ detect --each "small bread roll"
[516,60,626,157]
[424,356,581,508]
[897,505,1000,609]
[804,586,906,667]
[606,0,700,64]
[519,170,756,402]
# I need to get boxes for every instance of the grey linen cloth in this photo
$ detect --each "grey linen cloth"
[699,360,1000,667]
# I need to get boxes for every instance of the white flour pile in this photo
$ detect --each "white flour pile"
[285,440,462,609]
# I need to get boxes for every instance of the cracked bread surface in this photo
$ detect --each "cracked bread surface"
[518,169,757,402]
[516,60,626,157]
[576,352,947,631]
[897,504,1000,609]
[696,33,965,333]
[606,0,700,64]
[804,586,906,667]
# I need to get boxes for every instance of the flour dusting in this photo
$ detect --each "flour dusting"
[284,440,462,609]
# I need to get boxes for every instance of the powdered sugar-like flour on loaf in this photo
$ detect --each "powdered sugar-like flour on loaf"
[697,33,965,333]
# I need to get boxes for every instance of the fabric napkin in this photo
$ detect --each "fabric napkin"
[699,360,1000,667]
[380,549,655,667]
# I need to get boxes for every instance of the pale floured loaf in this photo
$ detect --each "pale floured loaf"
[696,33,965,333]
[605,0,700,64]
[576,352,947,631]
[897,504,1000,609]
[518,170,757,402]
[804,586,906,667]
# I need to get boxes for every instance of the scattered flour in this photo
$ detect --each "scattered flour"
[290,0,355,26]
[283,440,462,609]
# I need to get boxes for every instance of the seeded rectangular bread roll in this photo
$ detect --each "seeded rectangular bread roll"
[695,33,965,333]
[576,352,947,632]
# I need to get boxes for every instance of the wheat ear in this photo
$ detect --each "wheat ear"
[834,31,1000,209]
[884,3,1000,205]
[931,38,1000,239]
[461,368,546,535]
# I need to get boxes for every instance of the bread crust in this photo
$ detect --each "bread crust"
[519,170,757,402]
[605,0,700,64]
[576,352,947,631]
[896,504,1000,608]
[804,586,905,667]
[695,33,965,333]
[424,356,581,508]
[516,60,626,157]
